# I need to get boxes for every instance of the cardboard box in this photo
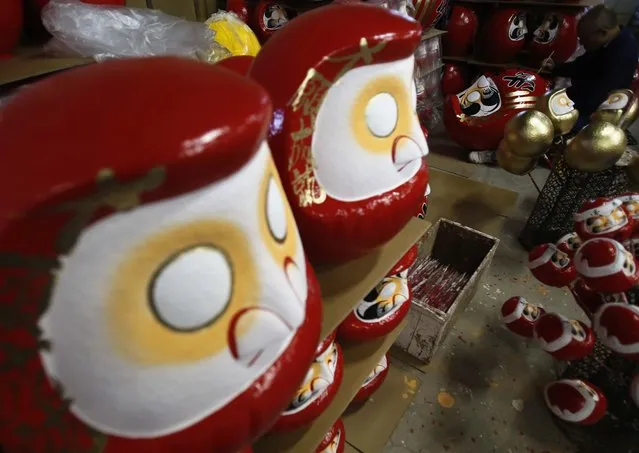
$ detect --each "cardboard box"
[395,219,499,363]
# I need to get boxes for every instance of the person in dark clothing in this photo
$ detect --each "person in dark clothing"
[546,4,638,132]
[469,5,639,164]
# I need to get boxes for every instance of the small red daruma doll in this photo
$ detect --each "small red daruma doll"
[528,243,577,288]
[569,278,627,320]
[574,238,639,293]
[534,313,595,361]
[249,4,430,264]
[0,58,323,453]
[544,379,607,425]
[315,418,346,453]
[338,245,417,342]
[272,331,344,432]
[617,193,639,230]
[593,303,639,361]
[555,232,582,258]
[500,296,545,338]
[574,197,633,242]
[351,353,390,404]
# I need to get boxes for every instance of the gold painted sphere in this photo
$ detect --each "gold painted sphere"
[564,122,626,172]
[497,140,538,175]
[535,89,579,136]
[503,110,554,158]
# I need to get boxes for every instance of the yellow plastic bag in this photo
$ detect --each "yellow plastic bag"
[206,11,261,60]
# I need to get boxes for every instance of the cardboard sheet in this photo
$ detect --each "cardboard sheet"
[343,364,422,453]
[426,169,519,237]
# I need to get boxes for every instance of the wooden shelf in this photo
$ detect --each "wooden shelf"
[453,0,596,6]
[343,362,422,453]
[315,218,431,340]
[254,320,408,453]
[443,55,552,74]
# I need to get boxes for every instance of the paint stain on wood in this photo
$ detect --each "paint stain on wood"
[437,391,456,408]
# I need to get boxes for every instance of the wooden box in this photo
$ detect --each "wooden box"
[395,219,499,363]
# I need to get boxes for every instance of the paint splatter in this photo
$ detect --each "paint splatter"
[512,399,525,412]
[437,391,456,408]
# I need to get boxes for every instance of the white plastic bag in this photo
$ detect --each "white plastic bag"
[42,0,228,62]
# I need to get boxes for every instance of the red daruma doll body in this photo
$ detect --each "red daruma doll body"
[249,4,430,264]
[0,58,322,453]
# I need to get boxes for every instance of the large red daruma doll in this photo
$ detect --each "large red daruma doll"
[0,58,322,453]
[477,8,528,64]
[444,69,547,150]
[249,4,430,264]
[527,12,578,67]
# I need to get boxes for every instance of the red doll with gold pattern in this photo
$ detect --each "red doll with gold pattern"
[444,69,547,150]
[249,4,430,264]
[272,331,344,432]
[528,243,577,288]
[574,238,639,293]
[338,245,417,342]
[500,296,545,338]
[477,8,528,63]
[544,379,608,425]
[574,197,633,242]
[534,313,595,361]
[315,418,346,453]
[0,58,323,453]
[351,353,390,404]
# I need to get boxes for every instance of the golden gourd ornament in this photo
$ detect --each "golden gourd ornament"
[564,122,626,172]
[497,140,538,175]
[503,110,554,158]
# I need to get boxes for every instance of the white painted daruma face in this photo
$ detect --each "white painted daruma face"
[38,142,308,438]
[312,55,428,202]
[600,91,630,111]
[533,14,559,44]
[362,354,388,387]
[457,75,501,118]
[550,91,576,116]
[508,13,528,41]
[284,340,339,415]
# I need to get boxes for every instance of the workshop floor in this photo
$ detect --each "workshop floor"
[382,134,602,453]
